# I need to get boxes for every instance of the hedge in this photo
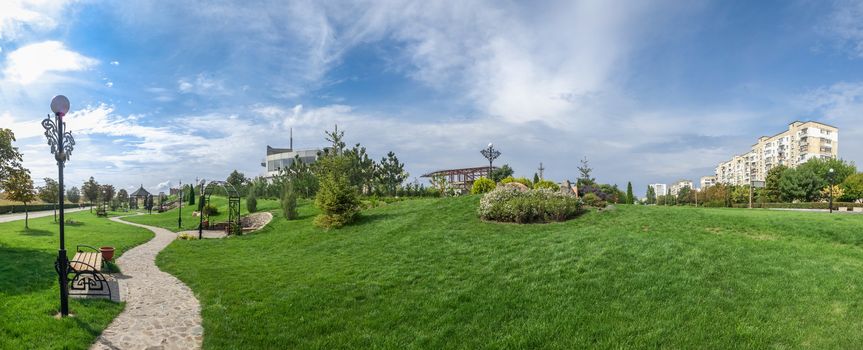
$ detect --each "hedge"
[729,202,863,210]
[0,203,91,214]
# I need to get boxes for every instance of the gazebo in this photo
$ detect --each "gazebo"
[129,185,151,209]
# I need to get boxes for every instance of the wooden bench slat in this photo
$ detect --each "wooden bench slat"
[71,252,102,272]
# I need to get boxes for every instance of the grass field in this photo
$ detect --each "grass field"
[0,211,153,350]
[149,196,863,349]
[123,196,281,232]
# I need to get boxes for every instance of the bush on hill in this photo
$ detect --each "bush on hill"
[501,176,532,187]
[533,180,558,191]
[471,177,496,194]
[478,187,582,223]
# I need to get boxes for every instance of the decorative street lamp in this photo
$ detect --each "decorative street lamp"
[198,179,205,239]
[42,95,75,317]
[828,168,835,213]
[178,180,183,229]
[480,143,501,179]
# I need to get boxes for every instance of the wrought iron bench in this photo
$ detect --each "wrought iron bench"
[63,245,113,299]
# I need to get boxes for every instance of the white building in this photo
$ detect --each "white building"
[669,180,694,196]
[700,176,717,190]
[650,184,668,197]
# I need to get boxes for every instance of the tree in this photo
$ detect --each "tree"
[101,184,116,211]
[490,164,513,182]
[188,185,196,206]
[376,151,408,196]
[226,170,248,194]
[3,169,36,228]
[67,186,81,204]
[646,185,656,204]
[626,182,634,204]
[246,186,258,213]
[281,154,318,198]
[116,189,129,209]
[345,143,376,194]
[841,173,863,202]
[576,157,595,187]
[533,173,540,185]
[38,178,60,222]
[82,177,100,212]
[471,177,496,194]
[324,124,346,155]
[765,165,788,202]
[796,157,857,185]
[779,167,822,202]
[281,181,299,220]
[313,154,360,229]
[0,129,24,183]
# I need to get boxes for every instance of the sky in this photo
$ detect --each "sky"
[1,0,862,197]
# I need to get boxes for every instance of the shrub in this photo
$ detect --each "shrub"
[471,177,496,194]
[314,156,360,229]
[282,182,299,220]
[202,204,219,216]
[501,176,532,187]
[533,180,558,191]
[478,187,583,223]
[582,192,607,208]
[246,190,258,213]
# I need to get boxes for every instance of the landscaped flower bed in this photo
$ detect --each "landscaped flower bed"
[478,187,583,223]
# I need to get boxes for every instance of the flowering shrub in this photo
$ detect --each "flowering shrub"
[478,187,583,223]
[501,176,532,187]
[533,180,559,191]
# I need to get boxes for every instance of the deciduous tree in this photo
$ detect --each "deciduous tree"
[3,169,36,228]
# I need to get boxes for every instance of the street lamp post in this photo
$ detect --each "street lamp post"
[480,143,501,180]
[178,180,183,229]
[828,168,835,213]
[198,179,205,239]
[42,95,75,317]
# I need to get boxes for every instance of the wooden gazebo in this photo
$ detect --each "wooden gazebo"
[421,166,498,190]
[129,185,151,209]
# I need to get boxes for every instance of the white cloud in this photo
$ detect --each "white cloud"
[177,73,227,95]
[2,41,98,84]
[798,81,863,166]
[0,0,74,41]
[105,81,113,87]
[110,60,119,65]
[822,0,863,57]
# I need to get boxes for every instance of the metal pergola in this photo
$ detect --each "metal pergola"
[198,180,241,238]
[421,166,498,190]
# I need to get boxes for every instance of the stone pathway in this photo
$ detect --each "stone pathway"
[91,216,203,350]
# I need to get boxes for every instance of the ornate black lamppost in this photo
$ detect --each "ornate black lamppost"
[42,95,75,317]
[198,179,205,239]
[828,168,835,213]
[178,180,183,229]
[480,143,500,179]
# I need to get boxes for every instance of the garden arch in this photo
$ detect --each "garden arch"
[198,180,241,237]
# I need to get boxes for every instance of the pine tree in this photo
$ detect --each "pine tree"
[188,185,196,206]
[626,182,634,204]
[533,173,540,185]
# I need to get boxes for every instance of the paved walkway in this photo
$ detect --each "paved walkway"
[91,216,203,350]
[0,206,90,223]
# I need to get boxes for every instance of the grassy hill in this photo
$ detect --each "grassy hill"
[155,196,863,349]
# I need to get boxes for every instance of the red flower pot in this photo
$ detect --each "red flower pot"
[100,246,115,261]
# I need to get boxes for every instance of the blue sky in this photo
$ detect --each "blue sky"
[1,0,862,196]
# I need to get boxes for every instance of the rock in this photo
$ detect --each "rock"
[504,182,530,191]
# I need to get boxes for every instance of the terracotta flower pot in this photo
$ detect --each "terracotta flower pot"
[100,246,115,261]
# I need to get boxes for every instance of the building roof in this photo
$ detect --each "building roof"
[130,185,151,197]
[266,145,293,155]
[421,166,498,178]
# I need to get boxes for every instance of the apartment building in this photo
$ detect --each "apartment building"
[650,183,668,197]
[711,121,838,186]
[669,180,694,196]
[700,176,717,190]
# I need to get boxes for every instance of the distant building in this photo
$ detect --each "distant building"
[649,183,668,197]
[700,176,717,190]
[711,121,838,186]
[669,180,694,196]
[262,131,324,179]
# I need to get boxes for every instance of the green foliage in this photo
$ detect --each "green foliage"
[490,164,514,182]
[841,173,863,202]
[765,165,788,201]
[376,151,409,196]
[226,170,248,195]
[2,169,36,228]
[314,155,360,229]
[582,192,606,208]
[533,180,558,191]
[81,177,100,209]
[501,176,532,187]
[478,187,583,223]
[646,185,656,204]
[66,186,81,203]
[203,204,219,216]
[626,182,634,204]
[246,188,258,213]
[533,173,540,185]
[37,178,59,204]
[471,177,496,194]
[576,157,595,187]
[779,167,822,202]
[188,185,196,205]
[0,128,24,182]
[282,182,299,220]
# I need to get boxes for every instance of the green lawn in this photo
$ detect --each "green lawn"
[0,211,153,349]
[152,196,863,349]
[123,196,281,232]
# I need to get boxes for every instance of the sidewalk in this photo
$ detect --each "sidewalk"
[0,206,91,223]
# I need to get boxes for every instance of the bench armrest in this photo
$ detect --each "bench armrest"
[76,244,99,253]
